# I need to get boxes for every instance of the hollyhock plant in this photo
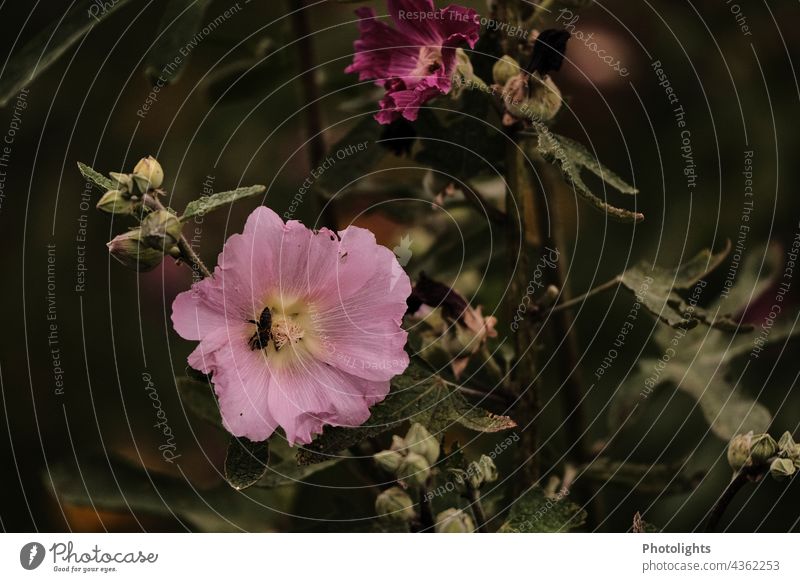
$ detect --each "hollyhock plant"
[171,206,411,445]
[345,0,481,124]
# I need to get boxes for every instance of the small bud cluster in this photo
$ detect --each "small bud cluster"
[727,430,799,481]
[96,156,183,272]
[373,423,440,488]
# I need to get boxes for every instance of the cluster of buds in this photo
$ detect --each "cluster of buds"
[373,423,440,488]
[450,454,499,492]
[727,431,800,481]
[97,156,184,272]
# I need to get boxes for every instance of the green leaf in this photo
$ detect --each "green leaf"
[610,246,796,440]
[50,455,293,532]
[176,375,222,428]
[498,486,586,532]
[315,116,386,197]
[534,130,643,222]
[619,241,739,330]
[224,437,270,490]
[581,457,704,495]
[296,358,516,465]
[0,0,133,107]
[144,0,214,85]
[77,162,117,192]
[256,456,343,488]
[181,185,266,220]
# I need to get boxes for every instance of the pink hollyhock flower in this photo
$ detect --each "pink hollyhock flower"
[345,0,481,124]
[171,207,411,445]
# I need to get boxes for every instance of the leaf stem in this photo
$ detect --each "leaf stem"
[545,276,621,316]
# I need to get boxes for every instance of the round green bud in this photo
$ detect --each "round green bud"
[374,450,404,474]
[106,228,165,272]
[777,431,797,456]
[97,189,134,215]
[434,508,475,533]
[493,55,520,86]
[132,156,164,192]
[727,432,753,472]
[397,452,431,488]
[375,487,415,523]
[109,172,134,194]
[141,209,183,251]
[405,423,440,465]
[769,458,796,481]
[477,455,498,484]
[749,433,777,465]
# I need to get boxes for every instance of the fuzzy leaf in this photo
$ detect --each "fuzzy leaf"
[535,130,643,222]
[0,0,133,107]
[619,241,739,330]
[224,437,270,490]
[77,162,117,192]
[498,486,586,532]
[144,0,213,85]
[181,185,266,220]
[316,116,386,197]
[296,358,515,465]
[176,375,222,428]
[610,246,796,440]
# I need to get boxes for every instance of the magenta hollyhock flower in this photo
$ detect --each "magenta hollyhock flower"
[171,207,411,445]
[345,0,481,124]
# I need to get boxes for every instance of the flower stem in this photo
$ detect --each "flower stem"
[467,487,489,532]
[289,0,336,229]
[704,471,750,532]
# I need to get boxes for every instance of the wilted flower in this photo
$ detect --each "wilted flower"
[345,0,480,124]
[171,206,411,444]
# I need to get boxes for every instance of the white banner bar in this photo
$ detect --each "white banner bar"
[1,533,797,581]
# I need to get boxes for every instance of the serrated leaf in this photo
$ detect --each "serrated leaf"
[176,375,222,428]
[296,358,515,465]
[535,130,643,222]
[498,486,586,532]
[144,0,213,85]
[581,457,703,495]
[77,162,117,192]
[224,437,270,490]
[619,241,738,330]
[0,0,133,107]
[316,116,386,197]
[181,185,266,220]
[610,246,796,440]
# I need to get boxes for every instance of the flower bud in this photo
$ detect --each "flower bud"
[374,450,404,474]
[727,432,753,471]
[375,487,415,522]
[397,452,431,488]
[769,458,796,481]
[492,55,519,86]
[749,433,777,464]
[466,461,484,490]
[389,434,406,452]
[107,229,165,272]
[96,189,134,215]
[434,508,474,533]
[405,423,440,465]
[132,156,164,192]
[141,209,183,250]
[109,172,134,194]
[777,431,797,456]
